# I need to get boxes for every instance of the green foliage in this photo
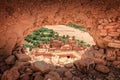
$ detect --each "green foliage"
[66,24,87,32]
[23,27,90,50]
[61,35,68,43]
[23,44,35,51]
[76,40,90,47]
[54,32,59,39]
[24,27,59,50]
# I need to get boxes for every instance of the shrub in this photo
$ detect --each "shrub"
[23,27,90,50]
[66,24,87,32]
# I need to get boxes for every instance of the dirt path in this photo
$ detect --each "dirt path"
[44,25,95,45]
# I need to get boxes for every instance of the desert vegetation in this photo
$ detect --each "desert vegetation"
[66,24,87,32]
[23,26,90,51]
[0,0,120,80]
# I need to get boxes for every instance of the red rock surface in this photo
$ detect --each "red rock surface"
[0,0,120,80]
[5,55,16,64]
[95,64,110,74]
[0,0,120,56]
[0,46,120,79]
[1,67,20,80]
[16,54,31,62]
[31,61,55,73]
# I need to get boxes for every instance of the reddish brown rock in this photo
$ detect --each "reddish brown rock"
[20,73,30,80]
[112,60,120,69]
[104,25,114,29]
[95,78,103,80]
[106,72,115,80]
[0,62,5,67]
[68,40,76,46]
[100,32,107,36]
[55,67,68,77]
[94,58,106,65]
[48,48,56,51]
[33,72,43,80]
[74,58,95,73]
[1,67,20,80]
[82,77,88,80]
[113,40,120,43]
[34,74,43,80]
[108,32,119,37]
[95,64,110,73]
[108,28,116,32]
[65,63,73,68]
[12,51,18,55]
[106,50,116,61]
[0,63,10,73]
[50,40,62,49]
[103,36,112,42]
[61,44,72,51]
[117,29,120,32]
[16,54,31,62]
[15,61,30,69]
[0,0,120,56]
[72,77,81,80]
[98,25,103,30]
[31,61,55,73]
[44,71,62,80]
[115,49,120,56]
[5,55,16,64]
[117,57,120,60]
[63,77,70,80]
[98,48,104,54]
[64,71,73,78]
[108,42,120,48]
[25,67,32,72]
[0,0,120,79]
[106,61,112,66]
[72,45,80,51]
[93,53,105,59]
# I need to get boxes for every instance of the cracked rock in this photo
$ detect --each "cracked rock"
[16,54,31,62]
[31,61,55,73]
[5,55,16,64]
[95,64,110,74]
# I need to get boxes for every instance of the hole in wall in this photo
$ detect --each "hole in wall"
[22,24,95,66]
[3,24,120,80]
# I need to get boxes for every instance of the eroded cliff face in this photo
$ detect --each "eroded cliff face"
[0,0,120,56]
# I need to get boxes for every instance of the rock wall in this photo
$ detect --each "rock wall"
[0,0,120,56]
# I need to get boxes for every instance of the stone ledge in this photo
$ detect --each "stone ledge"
[108,42,120,48]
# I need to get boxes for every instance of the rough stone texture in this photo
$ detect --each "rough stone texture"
[50,40,62,49]
[33,72,44,80]
[112,60,120,69]
[94,58,107,65]
[5,55,16,64]
[61,44,72,51]
[74,58,95,73]
[108,43,120,48]
[106,49,116,61]
[31,61,55,73]
[64,71,73,79]
[0,0,120,56]
[44,71,62,80]
[20,74,30,80]
[16,54,31,62]
[1,67,20,80]
[1,46,120,79]
[95,64,110,73]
